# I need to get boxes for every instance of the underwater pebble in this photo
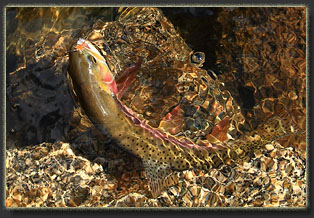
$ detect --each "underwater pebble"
[182,191,193,206]
[203,177,216,190]
[185,171,194,180]
[168,186,179,196]
[265,144,274,151]
[6,129,306,208]
[189,186,199,197]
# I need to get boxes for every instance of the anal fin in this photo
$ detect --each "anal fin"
[143,160,179,198]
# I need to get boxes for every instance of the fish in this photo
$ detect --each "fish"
[68,38,299,198]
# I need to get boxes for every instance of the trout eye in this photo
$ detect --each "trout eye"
[88,55,97,64]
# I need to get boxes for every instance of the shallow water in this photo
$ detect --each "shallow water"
[5,7,307,207]
[215,7,306,149]
[6,7,116,147]
[6,7,222,148]
[6,7,306,150]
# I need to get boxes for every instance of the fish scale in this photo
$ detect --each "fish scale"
[69,38,221,196]
[69,8,300,197]
[68,38,302,198]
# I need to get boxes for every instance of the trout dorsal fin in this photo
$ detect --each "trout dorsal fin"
[143,160,179,198]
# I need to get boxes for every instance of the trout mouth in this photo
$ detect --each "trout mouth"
[76,38,107,59]
[76,38,89,51]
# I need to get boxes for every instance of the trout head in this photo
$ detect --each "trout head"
[69,38,118,95]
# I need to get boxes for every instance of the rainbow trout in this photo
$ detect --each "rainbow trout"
[68,39,296,198]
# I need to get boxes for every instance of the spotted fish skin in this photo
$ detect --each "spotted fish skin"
[69,38,302,198]
[68,39,237,197]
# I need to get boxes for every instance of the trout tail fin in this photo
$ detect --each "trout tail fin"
[143,160,179,198]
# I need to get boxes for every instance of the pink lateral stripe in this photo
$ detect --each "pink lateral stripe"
[113,96,221,151]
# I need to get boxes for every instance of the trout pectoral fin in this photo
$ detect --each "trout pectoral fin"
[143,160,179,198]
[210,116,230,142]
